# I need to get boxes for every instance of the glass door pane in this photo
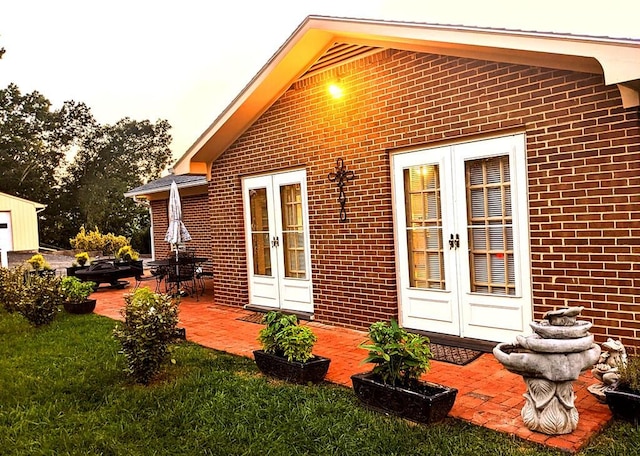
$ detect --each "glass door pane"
[280,183,306,279]
[249,188,271,276]
[403,165,445,289]
[465,156,515,295]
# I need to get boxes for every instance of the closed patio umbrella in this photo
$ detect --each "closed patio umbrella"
[165,180,192,258]
[163,180,192,295]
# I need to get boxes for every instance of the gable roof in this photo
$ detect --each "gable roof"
[173,15,640,175]
[0,191,46,209]
[124,174,208,198]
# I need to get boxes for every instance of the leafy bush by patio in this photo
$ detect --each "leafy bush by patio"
[0,266,27,313]
[16,272,63,326]
[70,225,129,256]
[113,288,179,384]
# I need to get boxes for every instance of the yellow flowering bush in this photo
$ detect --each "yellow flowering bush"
[70,226,129,256]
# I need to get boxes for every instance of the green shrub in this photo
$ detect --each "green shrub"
[16,273,63,326]
[102,233,129,257]
[113,288,179,384]
[60,276,95,304]
[70,226,104,252]
[619,356,640,393]
[359,319,431,387]
[258,311,317,363]
[70,226,129,256]
[0,266,27,313]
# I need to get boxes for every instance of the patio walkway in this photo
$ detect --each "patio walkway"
[93,281,611,453]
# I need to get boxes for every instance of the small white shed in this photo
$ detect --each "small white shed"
[0,192,46,258]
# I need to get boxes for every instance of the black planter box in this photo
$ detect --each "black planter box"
[351,372,457,424]
[66,266,88,277]
[605,385,640,424]
[253,350,330,385]
[63,298,97,314]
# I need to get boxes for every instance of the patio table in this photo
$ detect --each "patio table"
[147,256,208,297]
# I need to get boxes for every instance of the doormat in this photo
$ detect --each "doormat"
[237,313,482,365]
[237,312,265,324]
[429,343,483,366]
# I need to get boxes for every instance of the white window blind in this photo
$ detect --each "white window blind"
[466,156,515,295]
[404,165,445,289]
[280,183,306,279]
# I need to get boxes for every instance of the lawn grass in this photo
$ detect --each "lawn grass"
[1,309,638,455]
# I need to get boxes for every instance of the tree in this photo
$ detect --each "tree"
[0,83,93,204]
[0,83,173,248]
[64,117,172,246]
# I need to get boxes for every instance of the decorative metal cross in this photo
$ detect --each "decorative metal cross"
[328,158,355,223]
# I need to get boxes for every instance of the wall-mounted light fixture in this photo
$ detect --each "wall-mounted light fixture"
[328,80,344,99]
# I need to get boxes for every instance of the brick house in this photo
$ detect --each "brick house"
[133,16,640,350]
[124,174,210,265]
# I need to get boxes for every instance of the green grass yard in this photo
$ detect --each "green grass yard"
[0,310,638,455]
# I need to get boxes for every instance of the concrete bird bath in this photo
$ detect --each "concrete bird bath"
[493,307,601,435]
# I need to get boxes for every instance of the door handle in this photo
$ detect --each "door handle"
[454,233,460,249]
[449,234,455,249]
[271,236,279,248]
[449,234,460,249]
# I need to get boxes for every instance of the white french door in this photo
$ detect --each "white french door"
[392,134,532,342]
[242,169,313,313]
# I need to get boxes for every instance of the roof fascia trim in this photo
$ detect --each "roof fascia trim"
[123,179,208,198]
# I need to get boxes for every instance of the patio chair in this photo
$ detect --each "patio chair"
[165,258,198,300]
[134,266,166,293]
[195,266,214,296]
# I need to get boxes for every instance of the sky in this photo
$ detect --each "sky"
[1,0,639,165]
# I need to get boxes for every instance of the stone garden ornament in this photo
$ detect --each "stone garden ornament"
[587,338,627,403]
[493,306,601,435]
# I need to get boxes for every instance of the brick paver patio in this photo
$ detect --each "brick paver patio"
[94,280,611,453]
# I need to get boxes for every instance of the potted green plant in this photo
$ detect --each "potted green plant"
[605,356,640,424]
[253,311,330,384]
[60,276,97,314]
[351,319,457,424]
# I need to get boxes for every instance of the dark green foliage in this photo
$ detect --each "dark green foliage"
[258,311,317,362]
[619,356,640,392]
[130,225,151,254]
[113,288,179,384]
[16,272,63,326]
[0,83,92,207]
[359,319,431,386]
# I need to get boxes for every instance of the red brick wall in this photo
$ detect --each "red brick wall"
[206,49,640,350]
[150,194,212,271]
